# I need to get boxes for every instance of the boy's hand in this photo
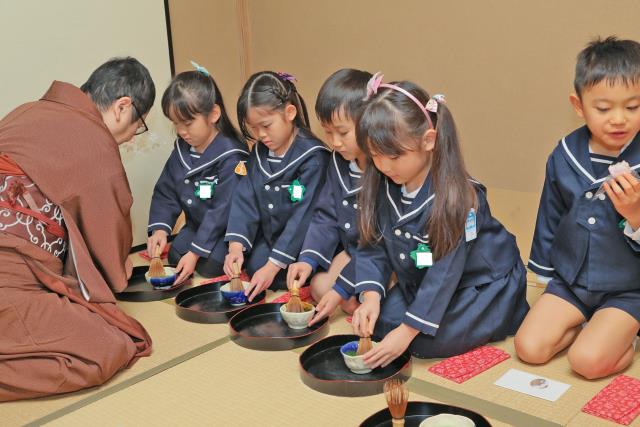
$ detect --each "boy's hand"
[604,172,640,229]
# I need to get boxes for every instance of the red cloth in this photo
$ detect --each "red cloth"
[138,245,170,261]
[582,375,640,425]
[428,346,510,383]
[199,272,250,285]
[270,286,313,303]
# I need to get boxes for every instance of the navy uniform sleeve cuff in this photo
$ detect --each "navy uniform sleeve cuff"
[527,259,555,277]
[402,312,438,336]
[148,222,173,236]
[269,248,297,267]
[224,233,253,251]
[332,283,351,300]
[354,282,386,298]
[298,250,331,271]
[189,242,212,258]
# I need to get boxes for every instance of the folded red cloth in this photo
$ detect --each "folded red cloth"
[139,245,170,261]
[270,286,313,303]
[199,272,250,285]
[428,346,510,383]
[582,375,640,425]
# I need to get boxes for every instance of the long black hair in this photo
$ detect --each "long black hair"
[357,81,476,259]
[161,70,242,143]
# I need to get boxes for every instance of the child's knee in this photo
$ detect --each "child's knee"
[567,345,614,379]
[514,331,553,364]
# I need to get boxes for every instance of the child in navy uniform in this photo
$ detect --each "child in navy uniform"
[224,71,330,301]
[147,63,248,284]
[516,37,640,379]
[350,76,529,367]
[286,69,372,324]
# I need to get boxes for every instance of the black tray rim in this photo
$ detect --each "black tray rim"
[115,265,189,302]
[359,401,492,427]
[229,302,329,351]
[174,279,266,323]
[298,334,413,397]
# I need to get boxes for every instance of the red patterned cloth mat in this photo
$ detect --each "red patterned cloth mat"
[428,345,510,383]
[582,375,640,425]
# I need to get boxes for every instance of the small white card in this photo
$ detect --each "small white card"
[292,185,302,199]
[199,185,212,199]
[416,251,433,267]
[494,369,570,402]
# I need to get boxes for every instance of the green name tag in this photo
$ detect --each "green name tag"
[288,179,305,202]
[195,179,216,199]
[410,243,433,269]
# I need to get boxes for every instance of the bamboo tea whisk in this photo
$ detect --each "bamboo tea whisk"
[148,245,166,278]
[384,379,409,426]
[230,261,244,292]
[285,279,304,313]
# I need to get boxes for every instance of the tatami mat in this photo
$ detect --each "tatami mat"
[4,205,640,426]
[2,299,229,427]
[46,340,509,427]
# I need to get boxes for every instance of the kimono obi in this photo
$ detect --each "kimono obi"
[0,157,67,258]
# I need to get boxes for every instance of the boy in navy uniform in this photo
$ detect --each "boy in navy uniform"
[286,69,372,323]
[516,37,640,379]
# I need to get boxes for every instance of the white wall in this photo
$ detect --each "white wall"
[0,0,174,245]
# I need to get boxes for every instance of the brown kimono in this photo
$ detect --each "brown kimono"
[0,81,152,401]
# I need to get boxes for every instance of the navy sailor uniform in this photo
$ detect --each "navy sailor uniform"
[529,126,640,321]
[351,175,529,358]
[298,152,361,296]
[224,131,330,288]
[148,133,249,276]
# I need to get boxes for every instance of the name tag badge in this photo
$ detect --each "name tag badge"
[289,179,305,202]
[410,243,433,269]
[195,179,216,200]
[465,208,477,242]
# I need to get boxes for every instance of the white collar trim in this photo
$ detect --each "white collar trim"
[256,143,329,179]
[386,178,435,222]
[334,151,362,195]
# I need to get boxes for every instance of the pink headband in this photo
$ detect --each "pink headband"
[365,72,445,130]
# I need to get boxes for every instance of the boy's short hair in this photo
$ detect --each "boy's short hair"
[574,36,640,97]
[81,57,155,122]
[315,69,372,124]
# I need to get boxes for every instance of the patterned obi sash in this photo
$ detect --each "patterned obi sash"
[0,154,67,258]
